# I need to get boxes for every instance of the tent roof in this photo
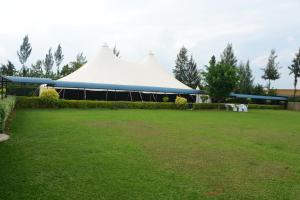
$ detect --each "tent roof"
[230,93,288,101]
[1,76,201,94]
[59,45,193,91]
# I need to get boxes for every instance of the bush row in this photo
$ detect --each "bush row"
[0,96,16,132]
[16,97,188,109]
[16,96,285,110]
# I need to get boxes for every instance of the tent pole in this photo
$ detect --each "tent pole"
[139,92,143,102]
[153,93,157,102]
[1,78,3,99]
[106,90,108,101]
[129,91,133,101]
[5,80,7,98]
[84,89,86,100]
[62,89,65,99]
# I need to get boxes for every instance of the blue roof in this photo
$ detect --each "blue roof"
[230,93,288,101]
[3,76,55,85]
[1,76,201,94]
[55,81,201,94]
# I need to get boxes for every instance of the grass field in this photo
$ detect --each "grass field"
[0,109,299,200]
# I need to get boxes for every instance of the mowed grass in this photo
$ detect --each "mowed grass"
[0,109,300,200]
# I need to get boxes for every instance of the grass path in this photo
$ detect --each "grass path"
[0,109,299,199]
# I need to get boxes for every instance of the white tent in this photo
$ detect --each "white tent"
[59,44,193,91]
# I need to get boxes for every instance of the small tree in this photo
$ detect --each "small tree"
[30,60,43,77]
[173,46,188,83]
[0,61,16,76]
[203,58,238,103]
[237,60,254,94]
[17,35,32,76]
[220,43,237,68]
[262,49,280,92]
[54,44,64,78]
[70,53,87,72]
[60,64,71,77]
[288,48,300,100]
[43,48,54,78]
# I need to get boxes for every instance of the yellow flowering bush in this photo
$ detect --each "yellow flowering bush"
[175,96,187,105]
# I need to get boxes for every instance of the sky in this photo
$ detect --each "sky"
[0,0,300,88]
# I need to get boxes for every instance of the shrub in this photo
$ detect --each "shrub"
[0,96,16,132]
[200,95,209,103]
[15,97,285,111]
[39,88,59,104]
[162,96,169,102]
[175,96,187,105]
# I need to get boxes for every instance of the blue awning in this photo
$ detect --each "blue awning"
[1,76,201,94]
[230,93,288,101]
[2,76,55,85]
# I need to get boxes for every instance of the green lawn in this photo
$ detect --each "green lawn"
[0,109,299,200]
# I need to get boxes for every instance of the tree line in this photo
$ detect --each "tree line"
[0,35,88,79]
[173,44,300,101]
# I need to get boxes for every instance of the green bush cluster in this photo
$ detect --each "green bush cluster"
[16,97,285,110]
[16,97,189,110]
[175,96,187,105]
[39,88,59,103]
[0,96,16,132]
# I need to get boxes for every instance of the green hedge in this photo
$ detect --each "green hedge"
[192,103,226,110]
[0,96,16,132]
[16,97,188,110]
[16,97,285,111]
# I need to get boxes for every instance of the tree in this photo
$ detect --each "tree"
[185,55,201,89]
[60,64,72,77]
[113,45,120,57]
[43,48,54,78]
[0,61,16,76]
[54,44,64,77]
[17,35,32,76]
[262,49,280,92]
[30,60,43,77]
[203,57,238,102]
[220,43,237,68]
[70,53,87,72]
[252,84,265,95]
[288,48,300,100]
[173,46,189,83]
[237,60,254,94]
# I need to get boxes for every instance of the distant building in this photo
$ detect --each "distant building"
[276,89,300,97]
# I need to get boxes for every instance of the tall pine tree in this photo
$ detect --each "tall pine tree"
[262,49,280,92]
[173,46,188,83]
[185,56,201,89]
[54,44,64,78]
[17,35,32,76]
[288,48,300,99]
[237,60,254,94]
[220,43,237,68]
[43,48,54,78]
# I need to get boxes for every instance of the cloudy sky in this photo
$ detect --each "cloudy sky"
[0,0,299,88]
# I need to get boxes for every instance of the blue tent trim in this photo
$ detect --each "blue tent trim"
[2,76,202,94]
[230,93,288,101]
[3,76,55,85]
